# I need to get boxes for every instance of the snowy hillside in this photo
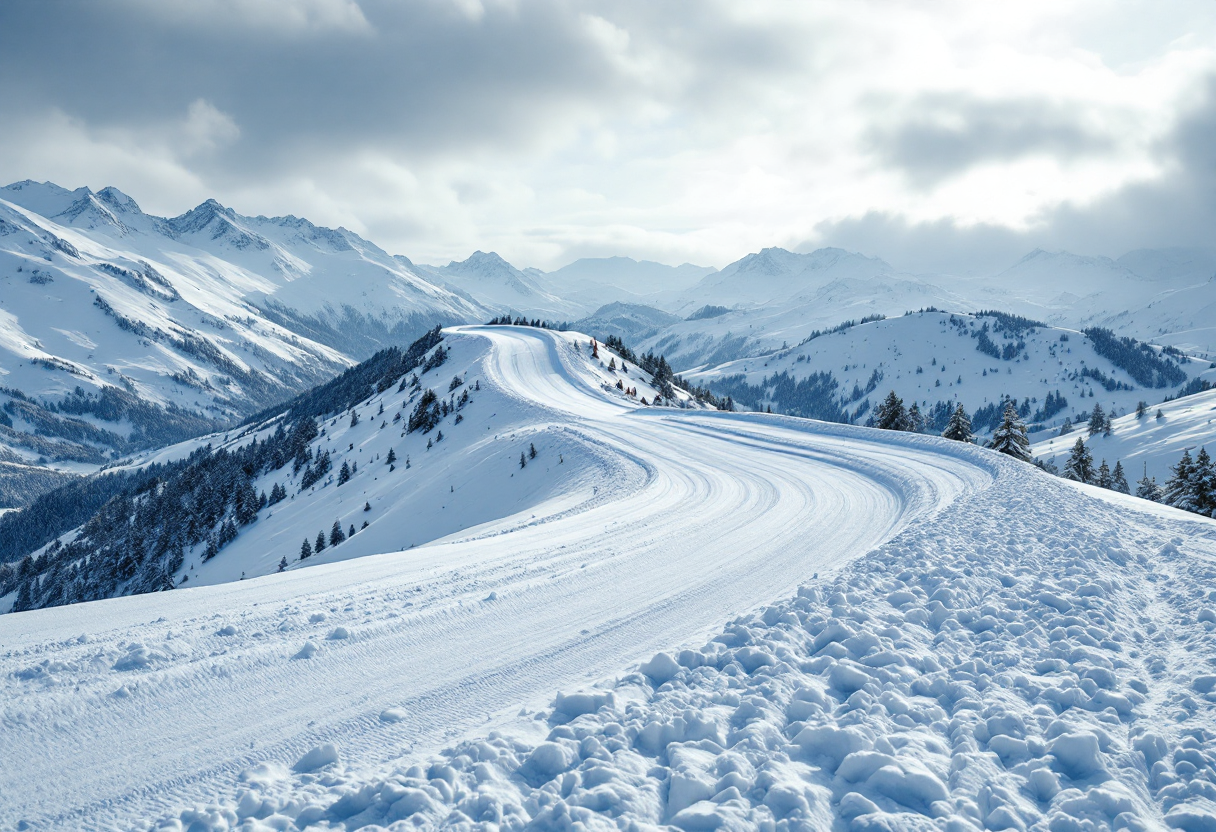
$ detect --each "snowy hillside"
[0,325,704,611]
[1033,385,1216,483]
[2,324,1215,832]
[688,311,1213,436]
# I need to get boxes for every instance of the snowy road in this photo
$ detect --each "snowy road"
[0,327,995,829]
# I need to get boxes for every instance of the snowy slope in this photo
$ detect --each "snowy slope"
[1032,385,1216,482]
[688,311,1210,436]
[3,326,1216,832]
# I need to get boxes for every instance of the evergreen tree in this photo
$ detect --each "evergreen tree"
[338,460,351,485]
[529,443,537,459]
[1135,463,1161,501]
[386,448,396,465]
[278,556,288,572]
[907,402,924,433]
[1194,447,1215,516]
[988,402,1031,462]
[349,524,356,537]
[364,501,371,512]
[300,538,312,560]
[1163,449,1196,510]
[1063,437,1094,483]
[1111,460,1130,494]
[1088,404,1106,436]
[315,531,326,552]
[942,403,973,443]
[330,520,346,546]
[1096,460,1112,489]
[1103,413,1113,437]
[1136,401,1147,418]
[874,391,910,431]
[350,411,359,428]
[519,452,527,469]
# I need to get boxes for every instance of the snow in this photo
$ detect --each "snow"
[1033,386,1216,482]
[2,325,1215,832]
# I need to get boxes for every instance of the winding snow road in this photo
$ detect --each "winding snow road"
[0,326,995,829]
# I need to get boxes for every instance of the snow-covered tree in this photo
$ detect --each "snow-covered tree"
[385,448,396,465]
[519,452,527,469]
[941,403,973,443]
[907,402,924,433]
[529,443,537,459]
[1195,447,1215,516]
[1088,404,1105,437]
[338,460,351,485]
[1063,438,1094,484]
[315,531,326,553]
[1058,418,1073,436]
[330,520,346,546]
[874,391,910,431]
[988,402,1031,462]
[1112,461,1130,494]
[300,538,312,560]
[1096,460,1112,489]
[1163,450,1196,511]
[278,556,288,572]
[1135,464,1161,502]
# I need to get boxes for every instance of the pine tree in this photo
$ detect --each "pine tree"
[301,538,313,560]
[350,411,359,428]
[1064,437,1094,484]
[519,452,527,469]
[988,402,1031,462]
[278,556,288,572]
[1194,447,1215,516]
[1096,460,1112,489]
[1136,401,1147,419]
[349,524,356,537]
[1135,463,1161,501]
[364,501,371,512]
[874,391,910,431]
[1103,413,1113,437]
[386,448,396,465]
[338,460,351,485]
[529,443,537,459]
[330,520,346,546]
[1111,460,1130,494]
[1163,449,1196,510]
[1088,404,1105,436]
[942,403,973,443]
[1058,418,1073,436]
[315,531,326,552]
[907,402,924,433]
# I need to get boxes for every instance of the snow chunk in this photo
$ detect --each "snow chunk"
[640,651,682,685]
[292,742,339,773]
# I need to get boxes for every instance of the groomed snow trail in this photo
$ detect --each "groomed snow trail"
[0,327,995,829]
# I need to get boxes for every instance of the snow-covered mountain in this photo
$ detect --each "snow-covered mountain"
[687,310,1214,436]
[412,251,580,321]
[3,322,1215,832]
[535,256,716,313]
[675,247,897,311]
[0,180,486,497]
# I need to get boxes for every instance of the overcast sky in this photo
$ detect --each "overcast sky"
[2,0,1215,273]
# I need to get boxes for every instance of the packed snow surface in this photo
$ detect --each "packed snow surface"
[2,327,1215,832]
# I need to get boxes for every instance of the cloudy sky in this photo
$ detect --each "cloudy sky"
[2,0,1215,273]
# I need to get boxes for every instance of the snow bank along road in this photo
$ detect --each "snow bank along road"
[0,324,1147,831]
